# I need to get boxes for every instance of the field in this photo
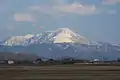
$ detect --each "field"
[0,64,120,80]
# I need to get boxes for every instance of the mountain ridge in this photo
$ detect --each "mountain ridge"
[2,28,89,46]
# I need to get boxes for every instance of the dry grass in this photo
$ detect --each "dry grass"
[0,64,120,80]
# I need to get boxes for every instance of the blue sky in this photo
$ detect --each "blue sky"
[0,0,119,43]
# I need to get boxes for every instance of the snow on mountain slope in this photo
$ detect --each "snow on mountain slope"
[3,34,34,46]
[2,28,89,46]
[53,28,89,44]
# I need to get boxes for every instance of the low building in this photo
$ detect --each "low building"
[8,60,14,64]
[92,59,100,64]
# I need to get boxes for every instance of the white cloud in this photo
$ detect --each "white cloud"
[102,0,120,5]
[14,13,35,22]
[29,3,98,16]
[55,3,97,15]
[28,1,117,17]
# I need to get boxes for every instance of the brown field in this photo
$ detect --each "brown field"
[0,64,120,80]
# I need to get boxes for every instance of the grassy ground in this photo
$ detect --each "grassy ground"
[0,64,120,80]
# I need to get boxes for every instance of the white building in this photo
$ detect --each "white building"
[8,60,14,64]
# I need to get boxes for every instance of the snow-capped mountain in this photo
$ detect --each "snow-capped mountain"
[0,28,120,60]
[2,28,89,46]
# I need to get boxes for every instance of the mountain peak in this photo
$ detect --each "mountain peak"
[53,28,89,44]
[57,28,72,31]
[56,28,74,34]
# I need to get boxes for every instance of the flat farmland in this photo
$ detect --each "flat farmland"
[0,64,120,80]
